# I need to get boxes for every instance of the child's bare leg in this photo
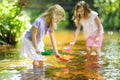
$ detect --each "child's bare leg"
[33,60,38,68]
[86,47,92,58]
[95,47,101,60]
[38,61,44,68]
[33,60,44,68]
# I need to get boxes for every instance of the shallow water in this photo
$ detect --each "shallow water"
[0,31,120,80]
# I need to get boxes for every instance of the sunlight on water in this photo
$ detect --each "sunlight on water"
[101,38,120,80]
[0,31,120,80]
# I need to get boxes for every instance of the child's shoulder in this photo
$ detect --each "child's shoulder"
[33,17,45,27]
[35,17,44,22]
[91,11,98,16]
[90,11,98,19]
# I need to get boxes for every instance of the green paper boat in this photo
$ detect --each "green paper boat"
[41,50,53,56]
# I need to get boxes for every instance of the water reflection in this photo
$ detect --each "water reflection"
[52,67,71,80]
[84,55,103,80]
[60,51,104,80]
[0,31,120,80]
[20,67,45,80]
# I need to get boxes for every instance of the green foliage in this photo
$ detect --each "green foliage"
[94,0,120,30]
[0,0,30,45]
[57,12,69,30]
[25,2,69,30]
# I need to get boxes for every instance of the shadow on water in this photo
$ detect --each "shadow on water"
[0,31,120,80]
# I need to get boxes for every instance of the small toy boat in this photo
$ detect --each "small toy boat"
[41,50,53,56]
[64,45,72,51]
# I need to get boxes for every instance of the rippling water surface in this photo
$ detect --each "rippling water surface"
[0,31,120,80]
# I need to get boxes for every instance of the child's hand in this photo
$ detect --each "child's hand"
[55,53,70,62]
[35,47,41,54]
[55,52,61,58]
[63,42,74,52]
[95,37,99,41]
[64,45,72,51]
[70,42,75,46]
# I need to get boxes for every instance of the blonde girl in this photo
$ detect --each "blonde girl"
[70,1,104,59]
[20,4,65,69]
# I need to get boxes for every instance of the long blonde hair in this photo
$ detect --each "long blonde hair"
[41,4,65,29]
[73,1,91,27]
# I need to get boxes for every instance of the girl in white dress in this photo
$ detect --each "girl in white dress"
[70,1,104,60]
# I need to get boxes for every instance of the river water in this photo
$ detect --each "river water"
[0,31,120,80]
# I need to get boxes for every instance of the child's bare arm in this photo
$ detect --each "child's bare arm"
[32,26,40,53]
[49,31,60,56]
[94,16,102,37]
[70,26,81,46]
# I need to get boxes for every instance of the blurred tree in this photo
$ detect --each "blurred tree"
[24,0,119,31]
[18,0,30,10]
[0,0,30,45]
[94,0,120,31]
[24,0,95,30]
